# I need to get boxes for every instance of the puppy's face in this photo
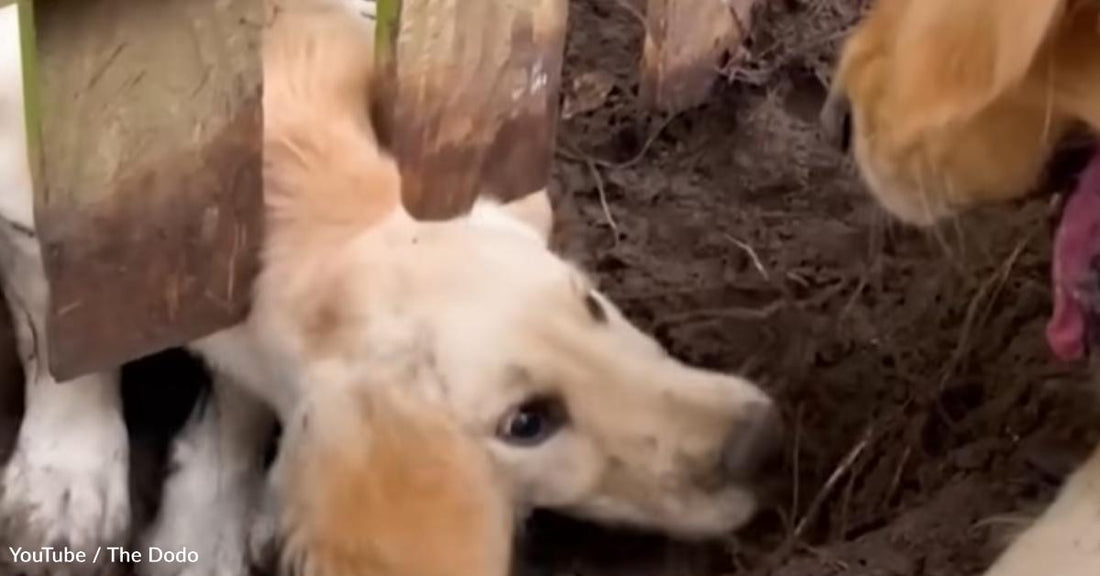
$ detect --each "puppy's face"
[302,193,782,539]
[824,0,1100,225]
[262,0,781,549]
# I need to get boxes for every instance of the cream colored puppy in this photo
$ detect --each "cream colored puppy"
[140,1,784,574]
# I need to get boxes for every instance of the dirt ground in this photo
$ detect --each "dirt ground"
[1,1,1098,575]
[522,0,1099,575]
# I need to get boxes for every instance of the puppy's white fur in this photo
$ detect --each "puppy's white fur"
[469,192,555,246]
[139,381,273,576]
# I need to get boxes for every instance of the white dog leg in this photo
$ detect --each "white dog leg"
[245,458,284,574]
[982,442,1100,576]
[0,235,130,574]
[140,373,275,576]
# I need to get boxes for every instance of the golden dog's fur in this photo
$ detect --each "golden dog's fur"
[826,0,1100,224]
[829,2,1100,575]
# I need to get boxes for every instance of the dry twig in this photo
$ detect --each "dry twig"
[794,425,876,539]
[557,114,680,170]
[584,159,621,239]
[725,233,771,280]
[885,445,912,505]
[789,405,805,527]
[656,300,786,328]
[939,233,1033,388]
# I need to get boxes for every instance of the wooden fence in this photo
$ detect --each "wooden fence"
[1,0,748,380]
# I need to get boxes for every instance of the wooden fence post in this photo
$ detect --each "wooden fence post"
[641,0,755,113]
[27,0,263,379]
[374,0,569,219]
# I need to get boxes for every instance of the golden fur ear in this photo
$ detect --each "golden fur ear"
[890,0,1066,129]
[275,384,514,576]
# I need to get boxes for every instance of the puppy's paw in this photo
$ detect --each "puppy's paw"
[139,511,249,576]
[246,500,280,574]
[139,456,255,576]
[0,433,130,576]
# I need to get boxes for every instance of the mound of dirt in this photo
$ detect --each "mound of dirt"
[524,1,1099,575]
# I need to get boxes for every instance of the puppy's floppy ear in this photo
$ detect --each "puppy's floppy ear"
[276,384,513,576]
[892,0,1066,129]
[470,189,555,245]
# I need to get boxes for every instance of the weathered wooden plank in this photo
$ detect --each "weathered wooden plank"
[641,0,754,113]
[375,0,569,219]
[29,0,263,379]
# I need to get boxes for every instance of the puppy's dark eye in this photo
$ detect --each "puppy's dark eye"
[496,396,568,447]
[584,292,608,324]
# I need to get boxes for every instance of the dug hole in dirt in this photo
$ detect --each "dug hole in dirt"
[521,0,1100,575]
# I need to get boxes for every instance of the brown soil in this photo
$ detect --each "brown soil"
[522,1,1099,575]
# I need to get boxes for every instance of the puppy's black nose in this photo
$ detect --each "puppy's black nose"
[820,91,853,153]
[721,402,785,483]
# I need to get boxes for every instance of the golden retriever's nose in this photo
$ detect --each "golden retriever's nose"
[721,403,784,482]
[820,90,852,153]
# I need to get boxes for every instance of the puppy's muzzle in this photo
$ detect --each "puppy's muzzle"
[720,402,784,484]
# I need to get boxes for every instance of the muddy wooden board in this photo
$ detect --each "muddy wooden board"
[641,0,755,113]
[374,0,569,219]
[27,0,263,380]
